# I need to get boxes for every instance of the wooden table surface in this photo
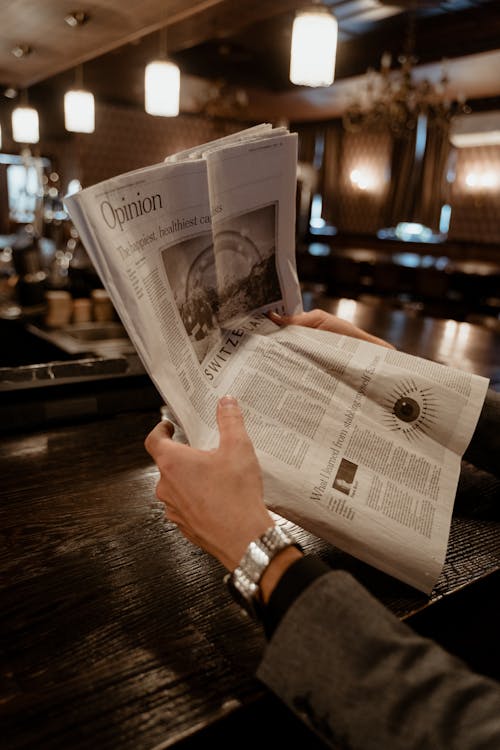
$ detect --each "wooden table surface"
[1,301,500,749]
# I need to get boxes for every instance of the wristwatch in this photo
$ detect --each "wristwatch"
[224,524,301,619]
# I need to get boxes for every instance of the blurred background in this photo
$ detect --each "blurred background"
[1,0,500,370]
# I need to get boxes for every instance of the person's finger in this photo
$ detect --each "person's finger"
[269,309,326,328]
[268,310,285,324]
[269,308,394,349]
[160,405,177,435]
[161,417,176,437]
[216,395,250,450]
[144,419,175,456]
[287,309,330,328]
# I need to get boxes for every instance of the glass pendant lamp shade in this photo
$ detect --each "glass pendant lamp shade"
[64,89,95,133]
[145,60,180,116]
[290,7,338,87]
[12,106,39,143]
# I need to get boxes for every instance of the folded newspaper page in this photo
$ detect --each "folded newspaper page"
[65,125,489,595]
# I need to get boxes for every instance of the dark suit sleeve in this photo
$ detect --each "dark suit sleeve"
[257,569,500,750]
[463,388,500,477]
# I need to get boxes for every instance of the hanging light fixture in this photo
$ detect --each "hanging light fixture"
[289,4,338,87]
[12,92,39,144]
[64,66,95,133]
[145,28,180,117]
[64,90,95,132]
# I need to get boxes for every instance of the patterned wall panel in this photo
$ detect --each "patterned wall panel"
[298,122,500,247]
[41,110,500,249]
[56,103,248,189]
[336,130,392,235]
[448,144,500,244]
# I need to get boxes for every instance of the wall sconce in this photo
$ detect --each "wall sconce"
[465,171,498,190]
[12,100,39,144]
[64,66,95,133]
[450,111,500,148]
[349,167,383,193]
[145,29,180,117]
[350,168,371,191]
[289,5,338,87]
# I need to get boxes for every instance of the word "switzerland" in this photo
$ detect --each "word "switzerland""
[100,192,163,231]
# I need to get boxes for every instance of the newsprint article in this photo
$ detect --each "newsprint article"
[65,124,489,595]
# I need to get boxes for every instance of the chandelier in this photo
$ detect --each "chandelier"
[342,19,469,136]
[198,79,249,119]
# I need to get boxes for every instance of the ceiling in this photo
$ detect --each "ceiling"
[1,0,500,121]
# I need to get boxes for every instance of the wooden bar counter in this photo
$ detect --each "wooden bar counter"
[1,300,500,749]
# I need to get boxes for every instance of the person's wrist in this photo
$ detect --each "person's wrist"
[224,524,302,619]
[222,515,274,571]
[259,545,304,605]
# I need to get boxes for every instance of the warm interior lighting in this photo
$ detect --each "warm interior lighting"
[349,168,378,192]
[394,222,433,243]
[453,131,500,147]
[11,44,32,59]
[438,320,472,362]
[66,178,82,196]
[64,89,95,133]
[12,106,39,143]
[336,298,357,322]
[450,111,500,148]
[465,171,498,190]
[145,60,180,117]
[64,11,89,27]
[289,7,338,87]
[0,123,2,150]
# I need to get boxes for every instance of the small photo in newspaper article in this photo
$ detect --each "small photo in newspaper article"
[161,231,221,363]
[333,458,358,496]
[214,202,282,325]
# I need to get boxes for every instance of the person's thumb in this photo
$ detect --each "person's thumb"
[216,395,249,450]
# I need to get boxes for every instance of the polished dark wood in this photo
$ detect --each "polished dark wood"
[1,304,499,749]
[1,411,263,749]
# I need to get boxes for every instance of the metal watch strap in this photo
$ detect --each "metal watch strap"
[224,524,300,618]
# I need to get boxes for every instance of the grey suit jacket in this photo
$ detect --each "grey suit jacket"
[257,390,500,749]
[257,570,500,749]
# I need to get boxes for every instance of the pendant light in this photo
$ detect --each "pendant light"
[145,28,180,117]
[12,91,39,144]
[289,4,338,87]
[64,65,95,133]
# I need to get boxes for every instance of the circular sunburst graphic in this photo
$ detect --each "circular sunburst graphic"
[382,378,438,443]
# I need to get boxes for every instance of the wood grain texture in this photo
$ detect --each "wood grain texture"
[1,391,499,747]
[1,412,265,749]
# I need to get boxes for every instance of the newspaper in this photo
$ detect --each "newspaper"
[64,124,489,594]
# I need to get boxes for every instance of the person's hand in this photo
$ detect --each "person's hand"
[269,308,394,349]
[144,395,274,571]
